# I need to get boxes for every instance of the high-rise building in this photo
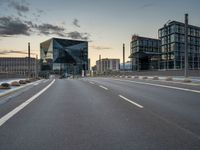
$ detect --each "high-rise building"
[96,58,120,73]
[40,38,88,75]
[159,21,200,70]
[129,35,161,71]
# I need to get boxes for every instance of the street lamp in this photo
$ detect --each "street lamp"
[184,13,189,78]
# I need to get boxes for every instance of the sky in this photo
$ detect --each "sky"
[0,0,200,66]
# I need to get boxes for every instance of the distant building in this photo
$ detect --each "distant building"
[0,57,38,76]
[129,35,161,71]
[96,58,120,73]
[120,61,132,71]
[159,21,200,70]
[40,38,88,75]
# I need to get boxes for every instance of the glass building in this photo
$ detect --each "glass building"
[40,38,88,75]
[159,21,200,70]
[129,35,161,71]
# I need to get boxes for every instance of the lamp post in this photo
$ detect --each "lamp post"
[184,14,189,78]
[123,44,125,71]
[28,42,31,79]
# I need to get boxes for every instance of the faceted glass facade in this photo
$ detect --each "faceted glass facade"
[159,21,200,70]
[129,35,161,71]
[40,38,88,75]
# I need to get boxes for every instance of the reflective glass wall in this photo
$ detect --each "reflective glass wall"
[40,38,88,75]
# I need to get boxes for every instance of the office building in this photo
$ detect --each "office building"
[159,21,200,70]
[96,58,120,73]
[129,35,161,71]
[40,38,88,75]
[0,57,38,76]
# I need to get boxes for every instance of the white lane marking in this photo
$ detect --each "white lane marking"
[99,85,108,90]
[32,83,38,86]
[113,79,200,94]
[42,80,48,83]
[119,95,144,109]
[0,79,55,127]
[89,81,95,85]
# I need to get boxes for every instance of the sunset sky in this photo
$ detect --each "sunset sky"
[0,0,200,66]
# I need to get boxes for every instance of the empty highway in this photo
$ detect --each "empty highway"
[0,77,200,150]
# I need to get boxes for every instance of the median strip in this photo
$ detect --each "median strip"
[0,79,55,127]
[119,95,144,109]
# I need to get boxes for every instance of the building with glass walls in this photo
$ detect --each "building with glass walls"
[129,35,161,71]
[159,21,200,70]
[40,38,88,75]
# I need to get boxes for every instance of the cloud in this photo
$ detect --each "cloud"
[0,16,66,37]
[34,23,65,36]
[67,31,90,40]
[72,18,81,28]
[37,9,44,14]
[90,45,112,50]
[0,16,91,40]
[8,1,30,16]
[139,3,154,9]
[0,50,36,55]
[0,16,30,36]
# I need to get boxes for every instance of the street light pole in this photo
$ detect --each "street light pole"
[123,44,125,71]
[184,14,189,78]
[28,42,31,79]
[99,54,101,74]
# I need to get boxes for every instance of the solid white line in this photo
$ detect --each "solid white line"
[0,79,55,127]
[99,85,108,90]
[113,79,200,94]
[89,81,95,85]
[119,95,144,109]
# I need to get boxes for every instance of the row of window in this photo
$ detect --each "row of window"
[159,24,200,37]
[131,40,160,48]
[160,34,200,45]
[161,43,200,53]
[131,46,160,53]
[162,53,200,60]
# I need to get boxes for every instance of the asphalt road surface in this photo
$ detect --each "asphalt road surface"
[0,77,200,150]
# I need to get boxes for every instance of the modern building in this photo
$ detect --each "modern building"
[129,35,161,71]
[96,58,120,73]
[159,21,200,70]
[40,38,88,75]
[0,57,38,76]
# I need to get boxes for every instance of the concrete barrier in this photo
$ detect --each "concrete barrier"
[165,76,173,81]
[183,78,192,83]
[152,76,159,80]
[142,76,148,80]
